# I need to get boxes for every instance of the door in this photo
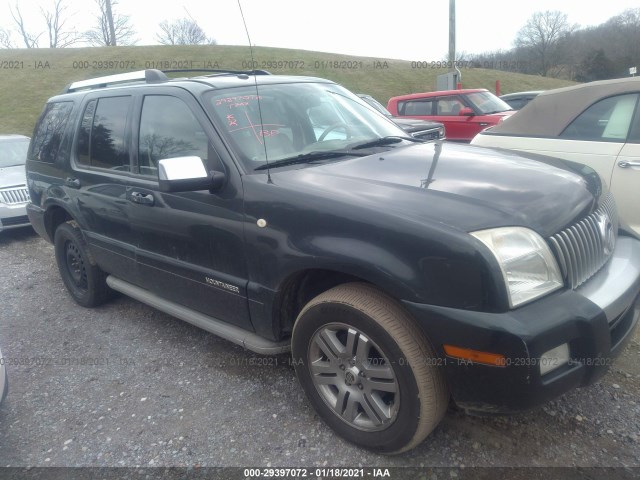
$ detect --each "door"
[71,94,138,280]
[611,104,640,236]
[430,95,479,141]
[127,91,252,330]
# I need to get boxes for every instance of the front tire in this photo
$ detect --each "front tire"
[54,221,113,308]
[291,283,448,454]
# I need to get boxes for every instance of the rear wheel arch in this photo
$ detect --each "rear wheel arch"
[44,205,73,243]
[52,219,113,307]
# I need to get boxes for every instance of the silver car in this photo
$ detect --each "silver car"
[0,135,31,232]
[0,345,7,405]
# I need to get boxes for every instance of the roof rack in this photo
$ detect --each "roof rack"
[62,69,169,93]
[162,69,272,77]
[61,68,273,94]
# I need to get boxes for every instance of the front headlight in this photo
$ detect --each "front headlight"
[471,227,563,308]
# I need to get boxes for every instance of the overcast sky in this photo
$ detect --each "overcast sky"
[0,0,637,60]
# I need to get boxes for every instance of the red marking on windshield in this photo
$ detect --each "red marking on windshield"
[215,95,262,107]
[244,110,263,145]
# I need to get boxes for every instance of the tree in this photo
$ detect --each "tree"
[515,10,576,76]
[0,28,14,48]
[10,3,41,48]
[4,1,79,49]
[156,18,216,46]
[84,0,137,46]
[41,0,80,48]
[576,49,616,81]
[605,8,640,69]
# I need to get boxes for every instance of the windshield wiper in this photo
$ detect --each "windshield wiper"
[350,135,423,150]
[254,150,368,171]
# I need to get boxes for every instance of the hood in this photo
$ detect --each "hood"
[0,164,27,189]
[273,142,600,237]
[392,117,443,130]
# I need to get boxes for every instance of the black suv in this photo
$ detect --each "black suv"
[26,69,640,454]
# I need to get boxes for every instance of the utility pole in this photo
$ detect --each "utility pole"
[105,0,117,46]
[448,0,455,65]
[449,0,461,89]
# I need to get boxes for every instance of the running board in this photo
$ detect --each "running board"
[106,276,290,355]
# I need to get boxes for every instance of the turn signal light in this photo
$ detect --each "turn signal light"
[443,345,506,367]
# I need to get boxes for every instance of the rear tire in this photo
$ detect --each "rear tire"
[291,282,448,454]
[54,221,113,307]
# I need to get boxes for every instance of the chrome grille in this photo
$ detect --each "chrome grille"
[548,193,618,289]
[0,187,30,205]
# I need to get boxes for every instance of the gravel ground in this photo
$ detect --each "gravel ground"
[0,228,639,472]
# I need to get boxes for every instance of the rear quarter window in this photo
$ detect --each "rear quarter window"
[29,101,74,163]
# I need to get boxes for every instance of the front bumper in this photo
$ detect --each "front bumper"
[403,235,640,414]
[0,202,30,233]
[0,346,7,405]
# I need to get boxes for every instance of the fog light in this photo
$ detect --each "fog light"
[540,343,570,376]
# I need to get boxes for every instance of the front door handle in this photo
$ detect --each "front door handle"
[618,160,640,168]
[65,177,80,189]
[130,191,155,206]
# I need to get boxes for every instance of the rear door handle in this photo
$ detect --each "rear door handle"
[65,177,80,189]
[130,191,155,206]
[618,161,640,168]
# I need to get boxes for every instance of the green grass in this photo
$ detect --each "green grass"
[0,45,575,136]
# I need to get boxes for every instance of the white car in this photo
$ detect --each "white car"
[472,77,640,236]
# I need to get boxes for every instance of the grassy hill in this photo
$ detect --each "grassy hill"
[0,45,575,136]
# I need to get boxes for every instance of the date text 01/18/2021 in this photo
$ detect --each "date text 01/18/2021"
[243,468,391,478]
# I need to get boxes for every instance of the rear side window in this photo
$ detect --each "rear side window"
[30,101,74,163]
[561,94,639,141]
[399,100,434,116]
[75,96,132,171]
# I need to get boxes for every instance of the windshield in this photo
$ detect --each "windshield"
[206,82,405,170]
[0,138,30,168]
[465,92,512,114]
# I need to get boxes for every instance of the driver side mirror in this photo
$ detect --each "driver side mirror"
[459,107,475,117]
[158,156,226,193]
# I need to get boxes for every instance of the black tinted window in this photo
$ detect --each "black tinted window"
[30,102,74,163]
[76,100,96,166]
[138,96,208,177]
[90,96,131,170]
